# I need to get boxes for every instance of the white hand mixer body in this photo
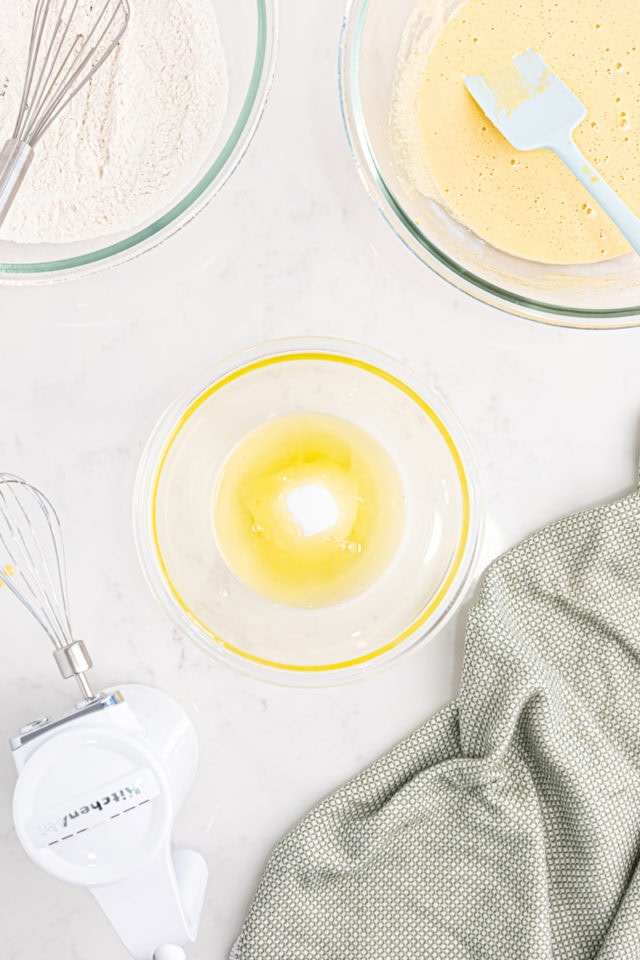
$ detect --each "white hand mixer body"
[0,476,208,959]
[11,685,208,960]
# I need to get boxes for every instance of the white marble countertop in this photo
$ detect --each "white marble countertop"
[1,1,639,957]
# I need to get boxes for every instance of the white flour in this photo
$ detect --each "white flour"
[0,0,228,244]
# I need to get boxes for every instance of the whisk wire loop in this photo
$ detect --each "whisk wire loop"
[0,476,73,648]
[20,0,80,143]
[0,495,60,644]
[15,0,130,147]
[12,0,48,138]
[0,476,93,698]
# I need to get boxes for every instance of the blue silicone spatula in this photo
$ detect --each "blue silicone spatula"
[464,49,640,255]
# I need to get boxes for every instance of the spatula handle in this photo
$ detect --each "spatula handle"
[554,139,640,256]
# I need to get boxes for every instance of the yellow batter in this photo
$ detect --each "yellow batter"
[408,0,640,263]
[213,413,406,608]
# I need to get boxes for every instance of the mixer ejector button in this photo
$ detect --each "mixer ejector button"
[20,718,49,734]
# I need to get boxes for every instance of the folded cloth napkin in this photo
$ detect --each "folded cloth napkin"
[231,473,640,960]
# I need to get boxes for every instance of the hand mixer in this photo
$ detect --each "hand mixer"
[0,0,130,228]
[0,475,209,960]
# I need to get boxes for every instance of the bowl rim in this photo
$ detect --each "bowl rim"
[0,0,278,284]
[133,336,484,687]
[338,0,640,330]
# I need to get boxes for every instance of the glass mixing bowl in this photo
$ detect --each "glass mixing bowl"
[0,0,277,284]
[134,338,483,686]
[340,0,640,328]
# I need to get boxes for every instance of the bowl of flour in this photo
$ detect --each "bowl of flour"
[0,0,277,282]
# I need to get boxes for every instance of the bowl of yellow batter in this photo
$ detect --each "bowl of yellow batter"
[134,338,482,685]
[340,0,640,327]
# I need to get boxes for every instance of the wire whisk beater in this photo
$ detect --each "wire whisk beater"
[0,0,130,228]
[0,475,94,699]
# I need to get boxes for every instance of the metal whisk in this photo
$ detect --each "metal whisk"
[0,0,130,228]
[0,475,94,699]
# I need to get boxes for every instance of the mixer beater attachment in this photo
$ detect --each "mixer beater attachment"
[0,475,94,699]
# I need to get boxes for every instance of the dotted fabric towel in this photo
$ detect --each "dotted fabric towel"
[231,476,640,959]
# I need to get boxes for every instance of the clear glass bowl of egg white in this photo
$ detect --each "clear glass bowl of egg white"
[134,338,484,686]
[341,0,640,328]
[0,0,277,283]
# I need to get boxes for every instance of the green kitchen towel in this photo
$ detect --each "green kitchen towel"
[231,471,640,960]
